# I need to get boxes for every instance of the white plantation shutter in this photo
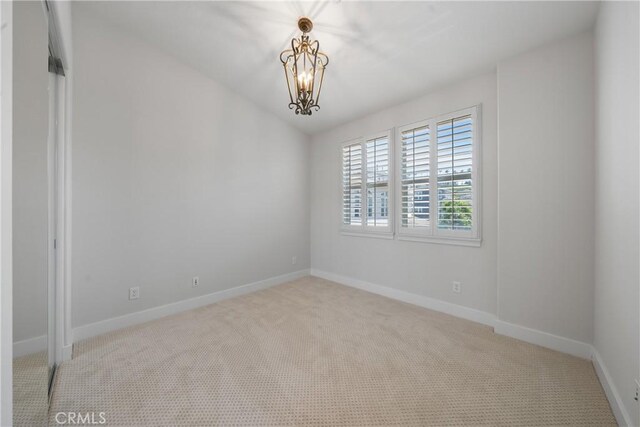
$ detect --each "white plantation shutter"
[341,131,393,235]
[342,142,363,226]
[366,136,390,227]
[399,123,430,233]
[340,107,479,244]
[396,106,480,244]
[436,114,473,232]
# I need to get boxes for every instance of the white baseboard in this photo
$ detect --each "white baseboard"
[312,269,628,424]
[13,335,47,358]
[67,267,629,425]
[311,269,594,360]
[310,269,496,327]
[61,344,73,362]
[493,320,592,359]
[73,269,310,343]
[592,348,634,427]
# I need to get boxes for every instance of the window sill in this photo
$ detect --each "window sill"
[397,234,482,247]
[341,230,395,240]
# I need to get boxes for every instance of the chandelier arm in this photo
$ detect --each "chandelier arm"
[314,66,326,106]
[308,57,318,103]
[317,52,328,67]
[309,40,320,56]
[291,38,301,104]
[308,40,322,100]
[283,63,295,106]
[279,49,292,64]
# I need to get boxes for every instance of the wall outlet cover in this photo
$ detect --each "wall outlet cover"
[129,287,140,300]
[192,276,199,287]
[452,281,461,294]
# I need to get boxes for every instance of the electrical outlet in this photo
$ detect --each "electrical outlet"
[129,287,140,300]
[634,379,639,402]
[291,256,297,265]
[452,281,461,294]
[192,276,199,288]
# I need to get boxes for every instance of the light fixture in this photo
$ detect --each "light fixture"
[280,17,328,116]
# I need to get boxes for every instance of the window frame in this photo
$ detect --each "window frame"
[395,105,482,246]
[341,130,394,238]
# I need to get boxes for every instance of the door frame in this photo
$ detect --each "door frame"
[44,0,72,364]
[47,71,57,388]
[0,1,14,424]
[53,70,71,363]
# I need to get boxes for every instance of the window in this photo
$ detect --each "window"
[342,131,393,236]
[397,106,480,245]
[342,142,362,226]
[399,122,431,230]
[340,106,480,245]
[436,115,473,233]
[366,136,390,227]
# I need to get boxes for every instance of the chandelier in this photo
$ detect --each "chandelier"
[280,17,328,116]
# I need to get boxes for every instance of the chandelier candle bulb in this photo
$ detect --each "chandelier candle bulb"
[280,17,328,115]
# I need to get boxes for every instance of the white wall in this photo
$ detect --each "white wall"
[496,32,595,344]
[310,32,600,352]
[310,73,498,315]
[594,2,640,425]
[71,7,310,329]
[12,1,48,344]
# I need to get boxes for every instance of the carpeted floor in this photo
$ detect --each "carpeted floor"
[49,276,616,426]
[14,351,48,427]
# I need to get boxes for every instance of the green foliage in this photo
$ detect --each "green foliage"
[439,200,472,228]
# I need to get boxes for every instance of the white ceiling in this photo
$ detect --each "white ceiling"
[78,1,599,135]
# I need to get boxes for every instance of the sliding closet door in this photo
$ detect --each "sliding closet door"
[13,1,50,426]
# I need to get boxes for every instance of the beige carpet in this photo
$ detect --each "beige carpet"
[49,276,616,426]
[14,351,48,427]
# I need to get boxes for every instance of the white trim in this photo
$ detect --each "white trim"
[72,269,310,342]
[47,71,57,370]
[493,320,592,359]
[591,348,634,427]
[397,234,482,247]
[310,269,495,327]
[13,335,47,358]
[0,1,14,423]
[62,343,72,361]
[62,64,72,362]
[65,267,627,425]
[46,0,73,363]
[340,231,394,240]
[312,270,626,423]
[310,269,597,361]
[54,70,71,362]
